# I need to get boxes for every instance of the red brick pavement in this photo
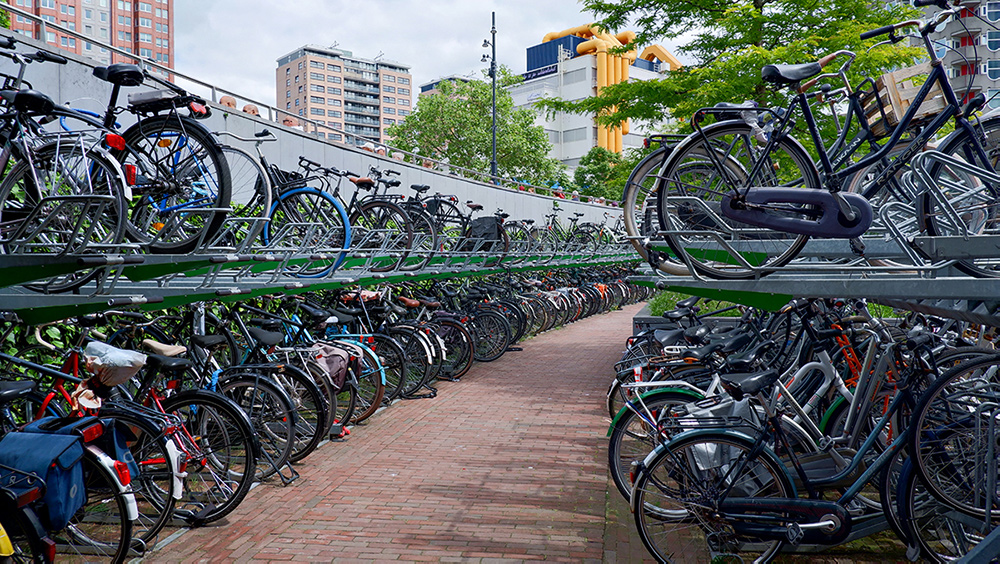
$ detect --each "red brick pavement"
[146,303,646,563]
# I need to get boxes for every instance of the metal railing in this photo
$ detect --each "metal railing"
[0,3,622,204]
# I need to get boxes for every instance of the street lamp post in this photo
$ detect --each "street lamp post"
[482,12,498,185]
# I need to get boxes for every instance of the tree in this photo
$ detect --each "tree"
[385,68,566,187]
[537,0,922,131]
[574,147,622,200]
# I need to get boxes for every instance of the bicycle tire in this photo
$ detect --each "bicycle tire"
[217,373,296,479]
[623,146,689,275]
[503,221,533,264]
[55,450,133,564]
[1,142,127,293]
[159,389,257,524]
[0,499,50,564]
[917,117,1000,278]
[347,344,386,423]
[218,144,272,249]
[116,114,232,254]
[265,187,350,277]
[350,200,414,273]
[631,430,794,563]
[469,310,510,362]
[398,207,436,272]
[435,318,474,380]
[371,333,407,402]
[656,120,821,279]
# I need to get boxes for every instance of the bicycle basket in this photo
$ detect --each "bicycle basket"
[861,62,945,138]
[269,165,308,190]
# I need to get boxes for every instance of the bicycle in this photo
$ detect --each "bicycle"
[654,3,1000,279]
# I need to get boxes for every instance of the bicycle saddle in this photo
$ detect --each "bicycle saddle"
[298,303,332,326]
[574,212,585,217]
[761,62,822,85]
[350,177,376,190]
[93,64,144,87]
[676,296,700,309]
[721,369,780,401]
[141,339,188,357]
[144,353,192,373]
[0,89,54,114]
[652,328,685,346]
[191,334,228,349]
[247,326,284,347]
[680,341,725,362]
[523,219,535,225]
[411,184,430,193]
[0,380,35,403]
[467,202,483,211]
[397,296,421,308]
[662,307,694,321]
[249,317,282,331]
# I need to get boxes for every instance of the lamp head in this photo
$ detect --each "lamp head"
[482,39,491,48]
[481,54,490,63]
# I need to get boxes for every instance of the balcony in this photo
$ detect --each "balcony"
[945,45,983,67]
[344,92,380,105]
[345,114,380,126]
[343,80,380,95]
[344,124,380,137]
[344,104,379,116]
[345,67,379,84]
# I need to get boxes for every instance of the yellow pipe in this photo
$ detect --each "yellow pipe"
[544,24,597,43]
[598,122,609,150]
[615,30,636,46]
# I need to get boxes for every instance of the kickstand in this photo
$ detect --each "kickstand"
[259,445,300,485]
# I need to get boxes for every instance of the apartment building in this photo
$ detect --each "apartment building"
[925,1,1000,108]
[276,44,412,144]
[8,0,173,68]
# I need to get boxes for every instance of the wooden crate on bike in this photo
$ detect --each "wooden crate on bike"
[861,62,945,138]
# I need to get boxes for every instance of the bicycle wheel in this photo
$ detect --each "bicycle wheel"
[503,221,532,264]
[265,187,350,277]
[96,406,177,551]
[349,345,386,423]
[623,146,690,275]
[0,500,49,564]
[350,200,413,273]
[116,115,231,254]
[218,374,295,480]
[0,142,127,293]
[435,318,474,380]
[909,353,1000,519]
[159,389,257,524]
[371,333,407,402]
[390,326,434,398]
[469,310,511,362]
[607,390,700,502]
[56,451,133,563]
[270,363,328,463]
[918,117,1000,277]
[398,208,436,272]
[218,145,272,249]
[631,431,794,563]
[656,121,821,279]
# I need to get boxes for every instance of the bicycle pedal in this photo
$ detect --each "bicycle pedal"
[849,237,865,256]
[785,522,804,545]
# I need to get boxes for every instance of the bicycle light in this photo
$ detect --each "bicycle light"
[113,459,131,486]
[79,420,105,443]
[123,164,137,186]
[157,139,172,148]
[104,133,126,151]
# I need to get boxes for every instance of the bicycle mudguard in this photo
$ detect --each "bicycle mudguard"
[721,188,873,238]
[606,388,704,436]
[723,497,852,546]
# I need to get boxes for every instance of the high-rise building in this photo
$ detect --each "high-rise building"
[276,44,412,144]
[505,26,680,169]
[8,0,174,68]
[924,2,1000,108]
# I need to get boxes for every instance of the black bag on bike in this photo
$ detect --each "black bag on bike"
[0,430,85,531]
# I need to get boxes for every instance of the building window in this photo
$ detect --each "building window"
[399,99,409,106]
[298,61,303,70]
[85,41,92,50]
[40,0,54,8]
[328,110,342,117]
[310,84,325,92]
[383,118,395,125]
[383,75,395,83]
[989,2,1000,21]
[989,89,1000,109]
[990,60,1000,79]
[45,31,56,43]
[310,72,324,80]
[286,90,291,98]
[398,109,409,116]
[286,79,291,87]
[295,99,299,106]
[384,96,395,104]
[330,99,342,107]
[311,107,325,115]
[286,102,291,109]
[100,27,107,37]
[398,88,410,95]
[139,17,151,27]
[327,64,341,72]
[330,134,342,141]
[384,107,395,114]
[989,31,1000,51]
[294,75,299,82]
[298,85,303,93]
[116,0,129,10]
[328,75,342,83]
[329,122,342,129]
[398,77,410,85]
[329,87,341,95]
[138,1,151,11]
[383,85,395,93]
[139,33,152,43]
[310,96,325,104]
[298,109,304,116]
[154,7,166,17]
[310,61,323,69]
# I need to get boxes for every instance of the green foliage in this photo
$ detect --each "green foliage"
[0,2,8,29]
[573,146,652,201]
[539,0,922,131]
[386,67,567,186]
[647,291,740,317]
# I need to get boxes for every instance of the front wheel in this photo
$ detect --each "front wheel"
[656,121,820,279]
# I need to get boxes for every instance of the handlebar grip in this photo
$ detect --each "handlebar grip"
[913,0,945,6]
[0,36,16,50]
[107,296,163,306]
[255,129,273,138]
[905,332,934,350]
[860,25,895,40]
[385,169,400,175]
[298,156,322,169]
[35,50,68,64]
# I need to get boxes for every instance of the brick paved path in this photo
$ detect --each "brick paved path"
[147,303,645,563]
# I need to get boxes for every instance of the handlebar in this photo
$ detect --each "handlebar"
[216,129,276,143]
[0,36,15,50]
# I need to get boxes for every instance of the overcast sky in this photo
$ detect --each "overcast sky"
[172,0,623,109]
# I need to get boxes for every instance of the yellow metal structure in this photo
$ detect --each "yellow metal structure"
[0,522,15,557]
[542,26,680,152]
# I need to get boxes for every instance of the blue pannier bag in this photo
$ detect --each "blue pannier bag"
[0,431,85,531]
